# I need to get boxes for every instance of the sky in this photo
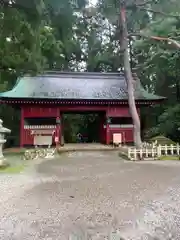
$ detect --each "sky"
[89,0,97,6]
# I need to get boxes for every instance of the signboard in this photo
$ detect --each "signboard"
[113,133,122,145]
[34,135,52,146]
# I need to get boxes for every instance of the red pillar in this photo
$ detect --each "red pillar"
[106,116,111,145]
[20,107,24,148]
[99,115,104,144]
[106,124,110,145]
[55,109,61,146]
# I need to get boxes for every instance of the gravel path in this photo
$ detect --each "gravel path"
[0,151,180,239]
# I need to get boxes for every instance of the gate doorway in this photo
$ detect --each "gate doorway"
[61,112,106,144]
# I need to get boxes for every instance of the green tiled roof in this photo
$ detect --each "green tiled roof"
[0,71,164,101]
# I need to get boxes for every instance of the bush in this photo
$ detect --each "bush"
[149,135,176,145]
[157,104,180,142]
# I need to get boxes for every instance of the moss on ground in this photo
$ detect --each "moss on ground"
[0,153,27,174]
[0,164,26,173]
[4,149,26,156]
[158,155,180,161]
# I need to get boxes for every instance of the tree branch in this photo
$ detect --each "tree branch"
[131,0,155,7]
[138,7,180,18]
[151,36,180,48]
[126,0,180,18]
[0,0,38,15]
[129,33,180,48]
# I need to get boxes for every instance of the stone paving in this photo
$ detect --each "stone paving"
[0,151,180,239]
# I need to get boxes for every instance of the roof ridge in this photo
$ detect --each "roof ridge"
[23,71,139,77]
[37,71,125,77]
[41,71,124,74]
[24,71,126,80]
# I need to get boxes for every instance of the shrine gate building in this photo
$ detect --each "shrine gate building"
[0,71,164,147]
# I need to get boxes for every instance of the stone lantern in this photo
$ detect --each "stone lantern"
[0,119,11,166]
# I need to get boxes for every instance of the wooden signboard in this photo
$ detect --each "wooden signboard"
[113,133,122,146]
[34,135,52,146]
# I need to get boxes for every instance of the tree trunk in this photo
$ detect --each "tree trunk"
[176,81,180,102]
[119,2,142,148]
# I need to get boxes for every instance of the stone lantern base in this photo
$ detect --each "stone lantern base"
[0,119,11,167]
[0,142,8,168]
[0,159,9,168]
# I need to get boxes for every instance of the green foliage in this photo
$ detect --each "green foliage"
[149,135,176,145]
[63,114,101,143]
[155,105,180,142]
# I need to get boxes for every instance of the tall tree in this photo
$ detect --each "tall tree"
[98,0,180,147]
[119,0,142,148]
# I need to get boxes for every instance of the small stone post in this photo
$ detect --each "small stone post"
[0,119,11,167]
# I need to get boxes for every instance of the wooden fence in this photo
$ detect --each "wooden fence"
[128,144,180,161]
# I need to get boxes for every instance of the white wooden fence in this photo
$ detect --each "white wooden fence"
[128,144,180,161]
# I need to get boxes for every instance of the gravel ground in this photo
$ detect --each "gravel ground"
[0,151,180,239]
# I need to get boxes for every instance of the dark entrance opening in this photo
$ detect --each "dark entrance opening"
[62,112,105,144]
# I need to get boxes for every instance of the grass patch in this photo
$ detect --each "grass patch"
[158,155,180,161]
[0,163,26,173]
[4,152,23,158]
[4,149,26,155]
[0,153,27,174]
